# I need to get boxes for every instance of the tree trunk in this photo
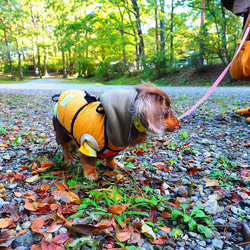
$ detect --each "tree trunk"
[160,0,165,52]
[131,0,145,69]
[44,47,48,76]
[37,47,42,78]
[3,27,15,80]
[30,6,37,76]
[69,49,74,76]
[200,0,205,66]
[62,51,67,78]
[16,41,23,80]
[155,0,159,51]
[170,0,174,65]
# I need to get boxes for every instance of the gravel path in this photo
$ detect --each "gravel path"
[0,79,250,250]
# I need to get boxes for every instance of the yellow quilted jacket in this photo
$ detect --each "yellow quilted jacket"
[55,89,135,158]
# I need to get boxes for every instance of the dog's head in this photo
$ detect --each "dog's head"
[133,82,180,134]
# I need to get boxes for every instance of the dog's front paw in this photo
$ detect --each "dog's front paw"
[106,158,124,170]
[83,166,99,181]
[64,155,75,166]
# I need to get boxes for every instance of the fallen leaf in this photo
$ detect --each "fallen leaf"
[54,182,68,192]
[108,204,131,215]
[141,220,156,240]
[0,218,13,229]
[150,236,169,245]
[0,143,8,148]
[204,178,220,187]
[159,211,171,218]
[116,226,133,242]
[157,226,171,234]
[26,175,39,183]
[52,233,69,244]
[31,218,45,233]
[46,220,63,233]
[41,242,65,250]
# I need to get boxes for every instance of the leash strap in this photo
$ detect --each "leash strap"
[178,23,250,120]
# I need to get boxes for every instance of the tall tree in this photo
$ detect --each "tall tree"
[131,0,145,68]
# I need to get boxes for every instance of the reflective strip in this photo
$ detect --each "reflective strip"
[80,134,100,152]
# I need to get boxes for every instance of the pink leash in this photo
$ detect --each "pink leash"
[178,23,250,120]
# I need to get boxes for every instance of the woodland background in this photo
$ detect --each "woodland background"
[0,0,244,84]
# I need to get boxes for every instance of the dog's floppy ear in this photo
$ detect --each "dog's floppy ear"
[134,83,170,134]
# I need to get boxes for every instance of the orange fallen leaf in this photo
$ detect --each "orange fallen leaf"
[0,218,13,228]
[31,217,45,233]
[116,226,133,242]
[24,199,36,211]
[16,230,27,237]
[52,233,69,244]
[0,143,8,148]
[150,236,169,245]
[40,161,54,168]
[157,226,171,233]
[54,182,68,192]
[46,220,63,233]
[108,204,131,215]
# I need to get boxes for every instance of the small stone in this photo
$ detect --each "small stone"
[12,230,40,248]
[22,221,31,230]
[188,232,198,238]
[197,240,206,247]
[212,238,224,250]
[204,199,218,215]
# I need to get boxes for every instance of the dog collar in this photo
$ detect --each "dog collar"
[132,115,147,132]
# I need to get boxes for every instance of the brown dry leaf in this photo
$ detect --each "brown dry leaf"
[26,174,39,183]
[52,233,69,244]
[40,160,54,168]
[0,218,13,229]
[204,178,220,187]
[116,226,133,242]
[31,246,42,250]
[41,242,65,250]
[52,191,80,204]
[24,199,36,211]
[95,219,112,228]
[150,236,169,245]
[31,162,39,170]
[0,143,8,148]
[157,226,171,234]
[54,182,68,192]
[103,171,118,177]
[46,220,63,233]
[108,204,131,215]
[31,218,45,233]
[50,204,59,211]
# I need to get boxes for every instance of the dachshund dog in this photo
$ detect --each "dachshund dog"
[53,82,180,180]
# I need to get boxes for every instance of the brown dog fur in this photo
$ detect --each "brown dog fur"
[61,83,180,180]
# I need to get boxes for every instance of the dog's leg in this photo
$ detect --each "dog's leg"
[106,157,124,170]
[62,141,75,165]
[80,154,98,180]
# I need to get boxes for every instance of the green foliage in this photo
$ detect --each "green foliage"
[210,156,238,185]
[171,204,215,238]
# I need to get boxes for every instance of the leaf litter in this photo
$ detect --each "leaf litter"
[0,90,249,249]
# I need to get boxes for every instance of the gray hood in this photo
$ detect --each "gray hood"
[100,89,137,147]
